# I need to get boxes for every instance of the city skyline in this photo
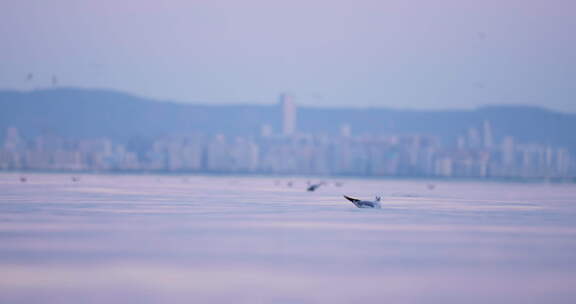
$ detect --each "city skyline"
[2,88,575,151]
[1,94,574,180]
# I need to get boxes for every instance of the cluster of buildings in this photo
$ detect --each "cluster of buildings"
[1,95,574,180]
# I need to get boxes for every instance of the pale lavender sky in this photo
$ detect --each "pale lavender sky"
[1,0,575,111]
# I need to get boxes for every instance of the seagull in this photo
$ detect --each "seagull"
[343,195,382,208]
[307,181,324,192]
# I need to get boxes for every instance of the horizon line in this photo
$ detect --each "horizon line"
[0,86,571,114]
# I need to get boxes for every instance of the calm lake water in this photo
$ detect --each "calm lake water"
[1,173,575,304]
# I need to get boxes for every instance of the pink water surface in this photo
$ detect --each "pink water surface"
[1,173,575,303]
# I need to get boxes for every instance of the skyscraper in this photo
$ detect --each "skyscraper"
[483,120,493,149]
[3,127,22,151]
[280,93,297,136]
[260,124,273,137]
[340,123,351,137]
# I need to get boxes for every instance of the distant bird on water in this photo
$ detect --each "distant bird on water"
[19,176,27,183]
[307,181,324,192]
[343,195,382,209]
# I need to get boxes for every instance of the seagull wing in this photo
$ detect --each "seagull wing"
[343,195,361,203]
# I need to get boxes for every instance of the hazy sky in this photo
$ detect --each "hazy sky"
[1,0,575,111]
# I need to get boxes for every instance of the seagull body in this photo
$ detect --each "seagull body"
[343,195,382,208]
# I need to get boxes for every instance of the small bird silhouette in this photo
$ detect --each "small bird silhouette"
[306,181,324,192]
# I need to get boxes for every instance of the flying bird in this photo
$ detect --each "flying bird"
[343,195,382,208]
[307,181,324,192]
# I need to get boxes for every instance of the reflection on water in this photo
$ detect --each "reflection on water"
[1,173,576,303]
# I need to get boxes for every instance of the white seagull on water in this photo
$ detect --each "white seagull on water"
[343,195,382,209]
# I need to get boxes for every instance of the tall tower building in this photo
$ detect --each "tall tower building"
[340,123,351,137]
[3,127,22,151]
[260,124,273,137]
[467,127,481,148]
[502,136,515,166]
[482,120,493,149]
[280,93,297,136]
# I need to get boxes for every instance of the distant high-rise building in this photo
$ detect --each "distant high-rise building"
[340,124,351,137]
[467,127,481,148]
[260,124,273,137]
[457,136,466,149]
[3,127,22,151]
[280,93,296,136]
[502,136,515,166]
[483,120,493,149]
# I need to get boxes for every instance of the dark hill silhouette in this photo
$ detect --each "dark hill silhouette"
[0,88,278,141]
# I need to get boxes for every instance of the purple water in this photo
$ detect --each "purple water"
[1,173,575,303]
